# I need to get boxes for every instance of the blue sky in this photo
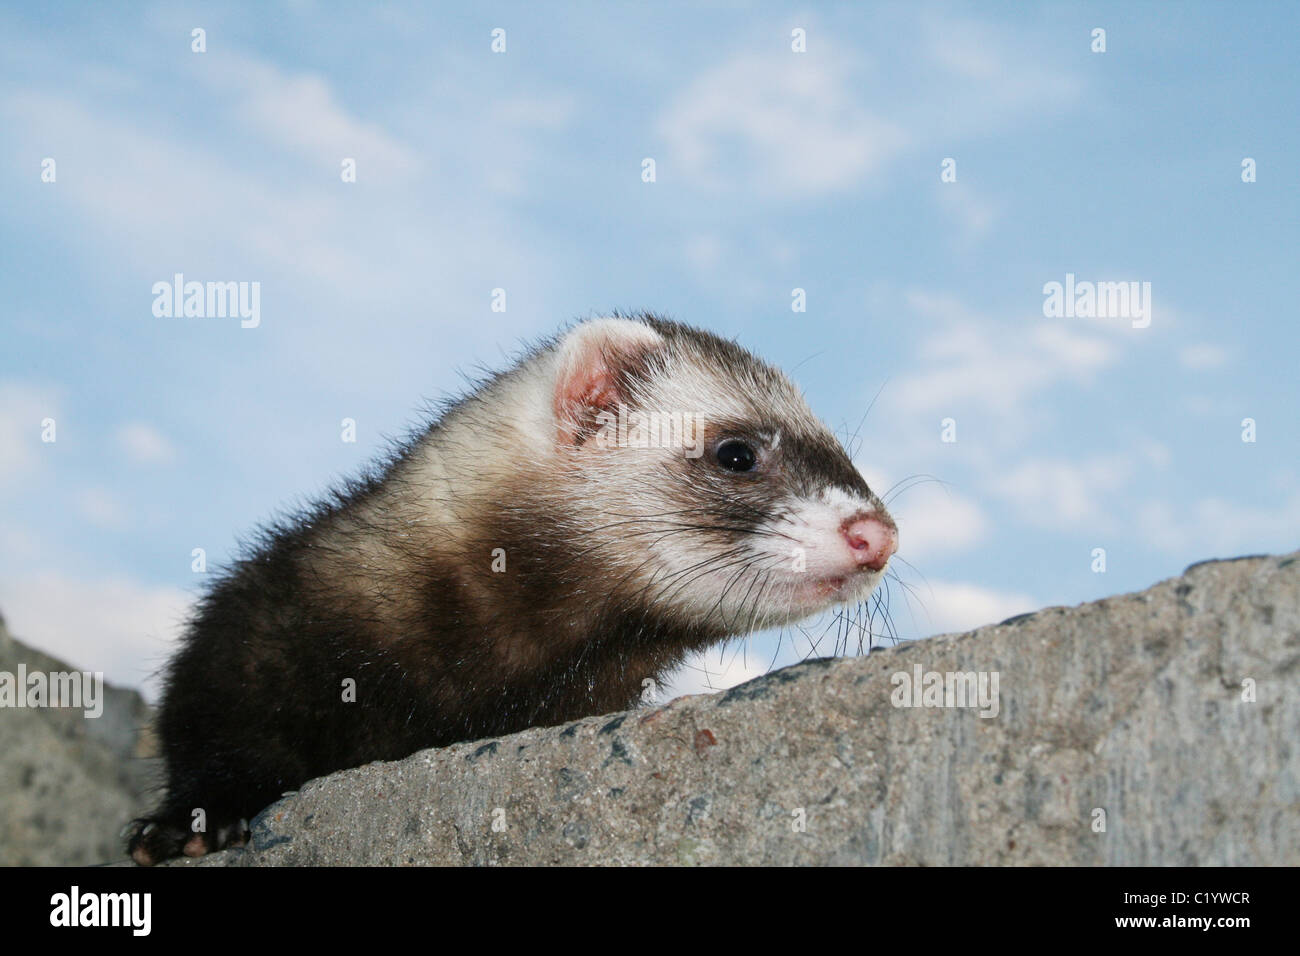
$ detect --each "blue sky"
[2,1,1297,701]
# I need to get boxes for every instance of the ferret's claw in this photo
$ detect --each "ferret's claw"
[125,813,251,865]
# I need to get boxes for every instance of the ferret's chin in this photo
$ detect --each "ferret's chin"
[787,572,881,616]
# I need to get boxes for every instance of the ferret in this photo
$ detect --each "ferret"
[126,314,898,865]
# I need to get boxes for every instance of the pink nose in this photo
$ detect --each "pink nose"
[843,514,898,572]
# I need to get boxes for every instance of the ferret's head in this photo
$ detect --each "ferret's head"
[550,315,897,635]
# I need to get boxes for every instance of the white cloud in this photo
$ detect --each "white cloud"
[904,579,1037,636]
[489,92,578,131]
[0,50,549,308]
[116,422,176,465]
[0,383,58,488]
[205,57,418,177]
[0,526,43,564]
[1179,344,1229,369]
[3,89,360,283]
[990,455,1133,532]
[681,231,800,302]
[76,487,129,529]
[0,572,193,701]
[654,13,1083,202]
[1138,493,1300,557]
[1139,440,1172,468]
[891,293,1117,417]
[684,233,726,272]
[884,482,989,560]
[0,65,557,397]
[656,52,908,197]
[934,183,999,241]
[917,13,1084,131]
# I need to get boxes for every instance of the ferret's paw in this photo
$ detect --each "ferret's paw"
[124,817,187,866]
[125,816,250,866]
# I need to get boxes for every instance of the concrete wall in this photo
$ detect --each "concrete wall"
[0,618,158,866]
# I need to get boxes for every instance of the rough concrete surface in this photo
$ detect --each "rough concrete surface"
[154,551,1299,866]
[0,616,159,865]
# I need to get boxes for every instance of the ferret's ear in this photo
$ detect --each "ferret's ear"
[553,319,663,447]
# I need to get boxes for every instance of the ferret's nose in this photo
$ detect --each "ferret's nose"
[842,514,898,572]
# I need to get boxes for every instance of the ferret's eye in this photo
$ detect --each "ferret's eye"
[715,440,757,473]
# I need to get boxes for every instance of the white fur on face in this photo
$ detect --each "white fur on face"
[597,480,888,636]
[750,485,889,610]
[561,320,891,635]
